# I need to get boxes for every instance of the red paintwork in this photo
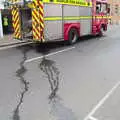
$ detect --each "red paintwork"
[92,16,108,34]
[64,23,80,40]
[92,0,108,35]
[63,0,108,40]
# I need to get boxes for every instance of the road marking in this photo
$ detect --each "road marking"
[84,80,120,120]
[89,116,98,120]
[25,46,75,63]
[0,42,33,51]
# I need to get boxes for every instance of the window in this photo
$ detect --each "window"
[96,3,107,14]
[96,3,101,14]
[115,4,119,15]
[101,4,107,13]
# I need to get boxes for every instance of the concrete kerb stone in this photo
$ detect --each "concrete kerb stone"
[0,34,32,48]
[0,40,29,47]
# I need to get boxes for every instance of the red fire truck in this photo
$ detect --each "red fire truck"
[10,0,110,44]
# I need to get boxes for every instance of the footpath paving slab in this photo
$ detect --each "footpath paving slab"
[0,34,32,48]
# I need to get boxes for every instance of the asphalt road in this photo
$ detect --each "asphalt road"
[0,25,120,120]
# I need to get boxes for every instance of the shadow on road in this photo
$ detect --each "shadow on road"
[33,35,106,54]
[78,35,105,42]
[14,35,105,56]
[34,41,66,55]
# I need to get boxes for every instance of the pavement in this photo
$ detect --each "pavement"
[0,25,120,120]
[0,34,31,47]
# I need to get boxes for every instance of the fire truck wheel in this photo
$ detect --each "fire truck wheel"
[68,28,79,45]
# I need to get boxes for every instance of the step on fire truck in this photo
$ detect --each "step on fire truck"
[9,0,110,44]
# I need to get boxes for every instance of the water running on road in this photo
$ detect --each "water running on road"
[40,57,60,100]
[13,46,31,120]
[50,97,78,120]
[39,57,77,120]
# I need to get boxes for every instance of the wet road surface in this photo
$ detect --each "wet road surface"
[0,25,120,120]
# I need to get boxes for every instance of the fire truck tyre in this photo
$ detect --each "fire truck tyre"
[68,28,79,45]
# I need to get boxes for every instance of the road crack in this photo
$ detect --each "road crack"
[13,47,30,120]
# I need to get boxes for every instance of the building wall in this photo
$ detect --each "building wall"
[108,0,120,24]
[0,0,5,9]
[0,0,14,37]
[0,0,4,38]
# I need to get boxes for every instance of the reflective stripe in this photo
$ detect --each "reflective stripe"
[32,0,44,41]
[30,0,92,7]
[11,6,21,39]
[64,16,92,20]
[43,0,92,7]
[93,16,111,19]
[44,17,62,21]
[44,16,110,21]
[3,18,8,26]
[44,16,92,21]
[103,16,111,19]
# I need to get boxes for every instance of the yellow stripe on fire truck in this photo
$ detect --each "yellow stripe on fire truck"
[44,16,111,21]
[11,6,22,39]
[43,0,92,7]
[44,16,92,21]
[10,0,22,39]
[32,0,44,42]
[28,0,92,9]
[93,16,112,19]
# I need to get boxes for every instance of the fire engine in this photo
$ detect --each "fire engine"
[9,0,110,44]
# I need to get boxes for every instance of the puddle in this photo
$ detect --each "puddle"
[13,46,31,120]
[39,57,78,120]
[34,41,66,55]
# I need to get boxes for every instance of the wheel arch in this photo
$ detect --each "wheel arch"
[100,23,107,31]
[64,23,80,41]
